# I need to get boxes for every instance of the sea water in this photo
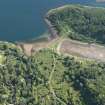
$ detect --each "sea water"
[0,0,104,41]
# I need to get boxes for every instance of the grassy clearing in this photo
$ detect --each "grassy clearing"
[0,54,5,64]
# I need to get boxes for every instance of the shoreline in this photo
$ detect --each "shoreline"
[16,16,59,56]
[44,17,58,40]
[15,4,105,56]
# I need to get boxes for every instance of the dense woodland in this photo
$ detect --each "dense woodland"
[47,5,105,44]
[0,42,105,105]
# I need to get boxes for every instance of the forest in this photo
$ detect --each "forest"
[47,5,105,44]
[0,41,105,105]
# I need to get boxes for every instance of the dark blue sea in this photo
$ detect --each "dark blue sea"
[0,0,104,41]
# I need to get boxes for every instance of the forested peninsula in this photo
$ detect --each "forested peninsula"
[46,5,105,44]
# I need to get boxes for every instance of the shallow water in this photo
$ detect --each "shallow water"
[0,0,104,41]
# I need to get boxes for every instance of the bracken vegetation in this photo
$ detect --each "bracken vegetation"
[47,5,105,44]
[0,42,105,105]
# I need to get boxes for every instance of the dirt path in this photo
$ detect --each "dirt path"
[17,36,60,56]
[22,44,33,56]
[48,52,67,105]
[17,36,105,62]
[60,39,105,62]
[17,41,49,56]
[57,40,63,55]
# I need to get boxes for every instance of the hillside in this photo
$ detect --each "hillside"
[0,41,105,105]
[1,4,105,105]
[46,5,105,44]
